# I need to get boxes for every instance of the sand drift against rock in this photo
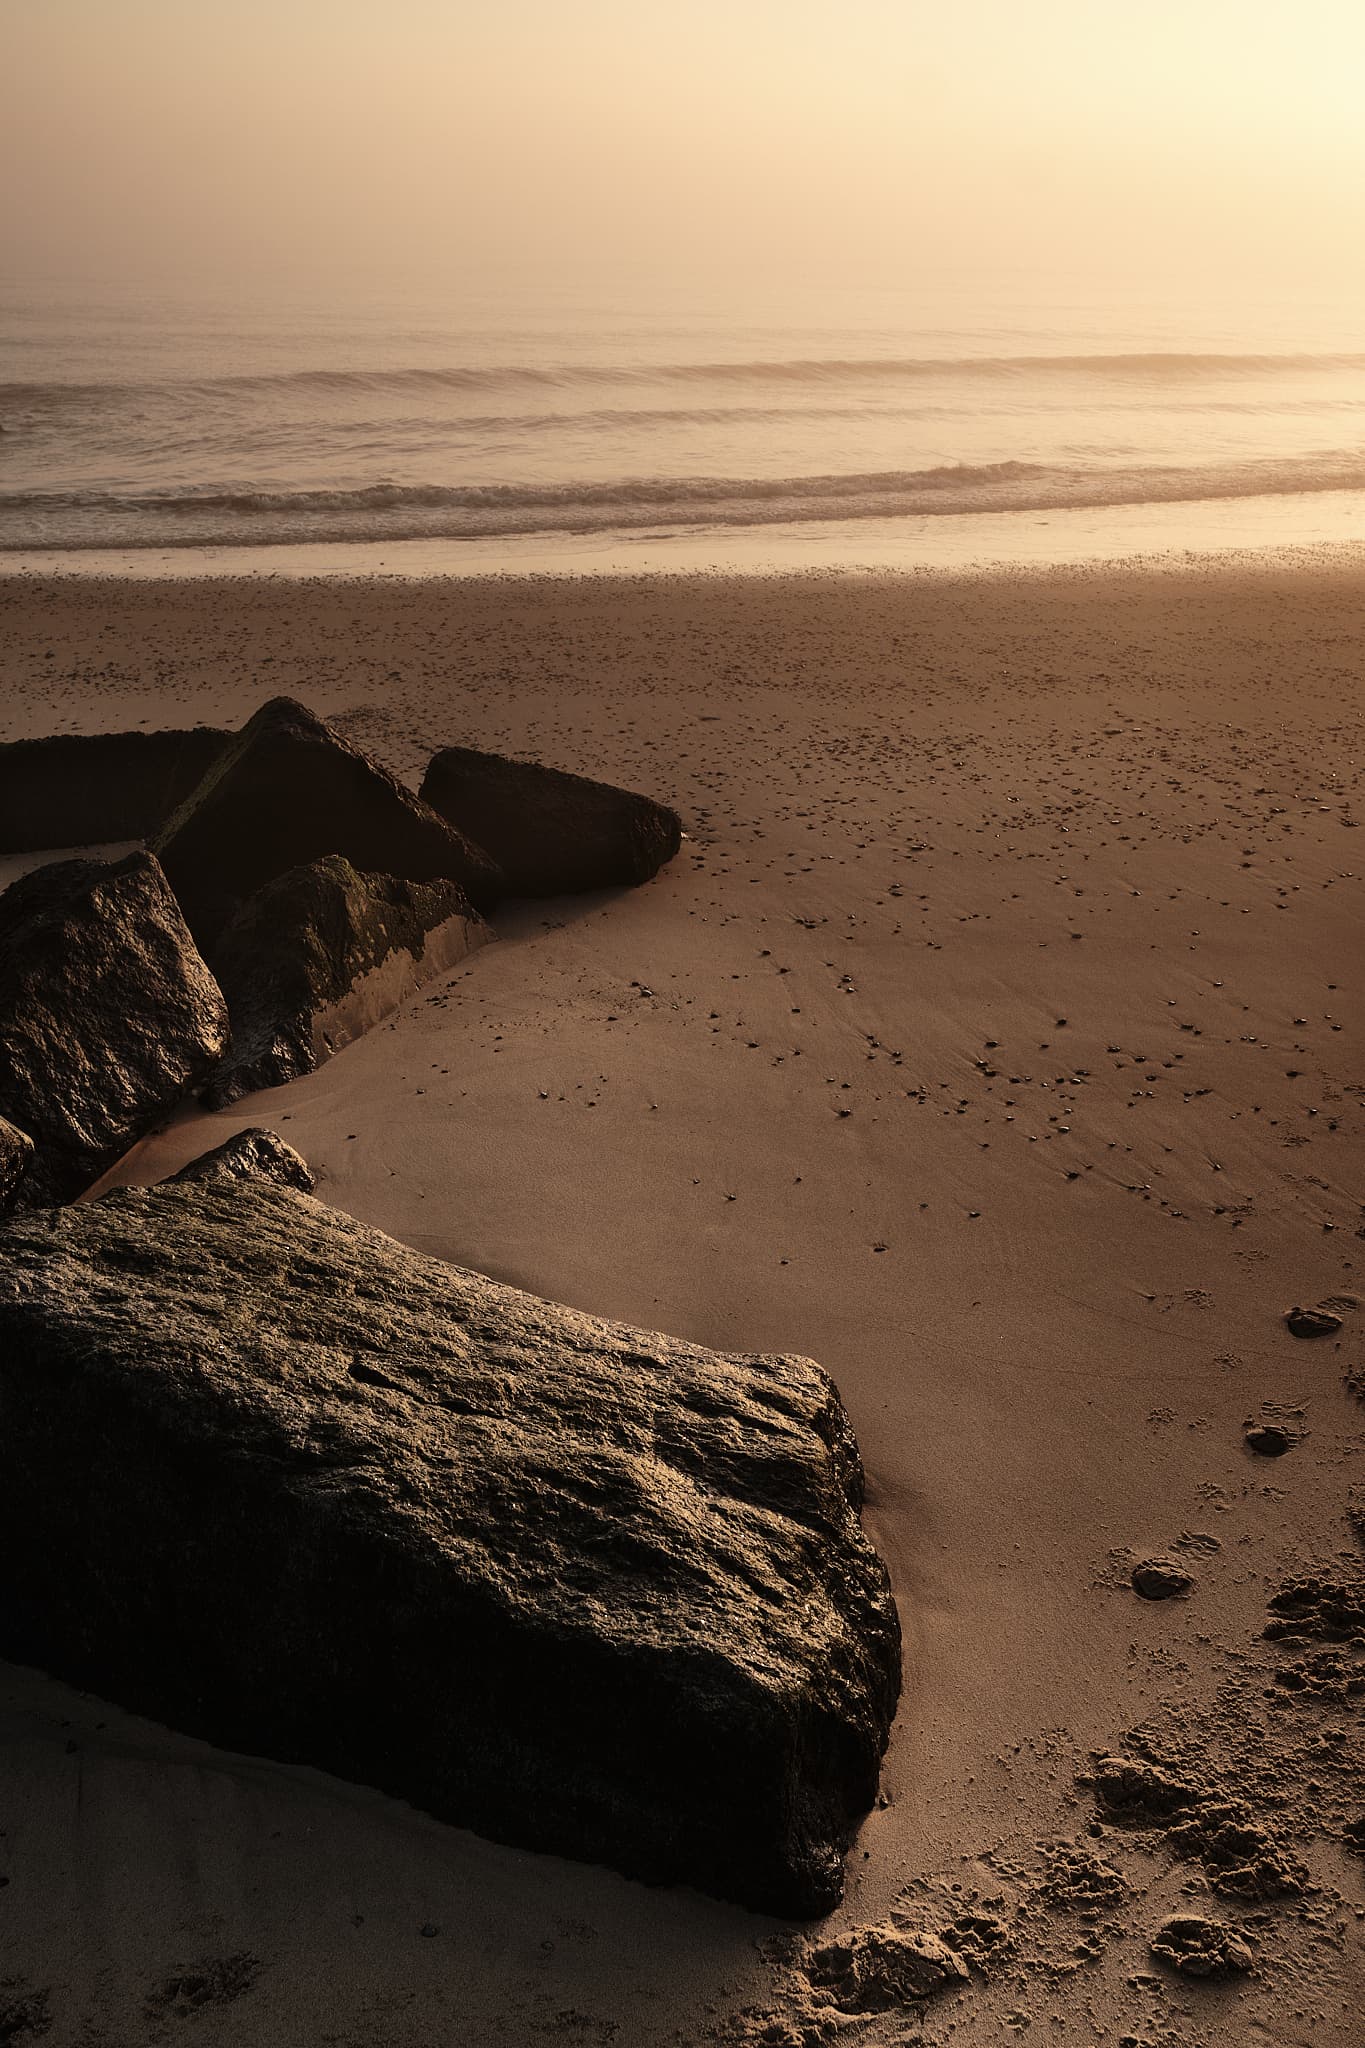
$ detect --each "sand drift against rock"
[205,856,491,1107]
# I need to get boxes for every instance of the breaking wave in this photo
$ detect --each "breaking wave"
[5,349,1365,412]
[7,452,1365,551]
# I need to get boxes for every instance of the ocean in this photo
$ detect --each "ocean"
[4,272,1365,569]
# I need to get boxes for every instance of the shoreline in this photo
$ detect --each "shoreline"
[5,483,1365,581]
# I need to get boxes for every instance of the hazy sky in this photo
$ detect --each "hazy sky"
[6,0,1364,292]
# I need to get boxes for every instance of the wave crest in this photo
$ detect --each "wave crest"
[7,451,1365,552]
[5,349,1364,412]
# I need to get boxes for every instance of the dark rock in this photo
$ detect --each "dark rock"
[0,1116,34,1214]
[1148,1914,1253,1979]
[168,1128,314,1193]
[153,698,502,952]
[1285,1304,1343,1338]
[1244,1423,1293,1457]
[0,1173,901,1916]
[204,856,492,1108]
[0,727,227,854]
[420,745,682,898]
[0,852,228,1206]
[1131,1558,1194,1601]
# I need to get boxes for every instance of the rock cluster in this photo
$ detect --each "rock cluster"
[0,697,682,1189]
[0,1155,900,1915]
[0,704,901,1910]
[152,697,502,952]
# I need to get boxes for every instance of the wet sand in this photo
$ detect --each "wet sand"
[0,563,1361,2045]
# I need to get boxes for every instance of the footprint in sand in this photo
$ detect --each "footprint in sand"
[1245,1422,1295,1456]
[1285,1304,1344,1338]
[1131,1558,1194,1600]
[1149,1914,1253,1979]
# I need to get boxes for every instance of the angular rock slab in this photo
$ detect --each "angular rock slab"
[0,1173,901,1915]
[420,745,682,897]
[0,727,228,855]
[205,856,492,1108]
[0,852,228,1206]
[0,1116,34,1214]
[153,697,502,952]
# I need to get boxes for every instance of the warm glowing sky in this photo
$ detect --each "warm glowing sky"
[6,0,1365,291]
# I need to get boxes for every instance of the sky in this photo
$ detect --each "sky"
[5,0,1365,294]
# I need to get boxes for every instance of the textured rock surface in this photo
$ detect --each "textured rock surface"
[420,745,682,897]
[0,727,228,854]
[153,698,502,951]
[0,1171,900,1916]
[0,852,228,1205]
[167,1127,315,1193]
[205,856,492,1108]
[0,1116,34,1214]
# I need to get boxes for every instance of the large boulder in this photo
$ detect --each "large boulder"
[0,852,228,1206]
[204,856,492,1108]
[152,698,502,952]
[0,727,228,854]
[0,1117,34,1214]
[419,745,682,897]
[0,1168,901,1915]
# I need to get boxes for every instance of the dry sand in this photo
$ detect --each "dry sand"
[0,562,1361,2045]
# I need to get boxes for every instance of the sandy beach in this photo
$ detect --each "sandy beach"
[0,560,1361,2045]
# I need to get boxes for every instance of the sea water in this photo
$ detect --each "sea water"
[4,269,1365,569]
